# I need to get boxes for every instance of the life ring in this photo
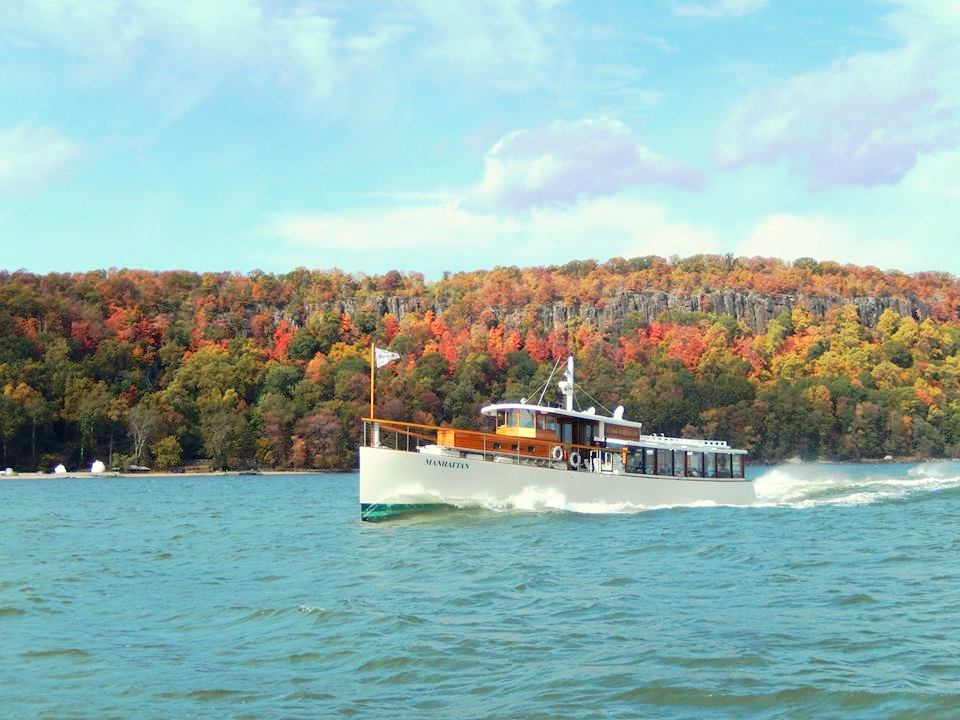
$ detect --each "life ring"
[551,445,564,461]
[569,450,581,467]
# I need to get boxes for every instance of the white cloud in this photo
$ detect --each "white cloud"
[408,0,560,90]
[261,195,718,270]
[674,0,766,20]
[715,3,960,188]
[0,1,407,106]
[0,125,82,196]
[343,23,414,54]
[735,142,960,272]
[738,214,859,263]
[463,118,704,214]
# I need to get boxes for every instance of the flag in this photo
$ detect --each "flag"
[375,347,400,368]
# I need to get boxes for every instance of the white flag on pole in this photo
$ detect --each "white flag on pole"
[375,347,400,368]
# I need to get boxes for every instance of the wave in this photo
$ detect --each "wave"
[469,462,960,514]
[458,485,723,516]
[380,462,960,519]
[753,461,960,508]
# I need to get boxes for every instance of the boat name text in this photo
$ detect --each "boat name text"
[424,458,469,470]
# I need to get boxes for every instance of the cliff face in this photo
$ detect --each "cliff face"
[331,290,931,334]
[533,290,930,334]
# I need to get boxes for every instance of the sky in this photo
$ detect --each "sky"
[1,0,959,277]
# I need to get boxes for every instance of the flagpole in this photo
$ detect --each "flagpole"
[369,343,375,419]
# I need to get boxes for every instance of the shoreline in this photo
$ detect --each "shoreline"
[0,469,354,480]
[4,457,958,481]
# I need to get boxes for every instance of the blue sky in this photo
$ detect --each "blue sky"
[2,0,959,277]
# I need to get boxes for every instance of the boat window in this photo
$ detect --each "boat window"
[579,423,595,446]
[518,411,535,429]
[497,411,508,428]
[536,415,558,433]
[705,452,716,478]
[626,448,644,474]
[672,450,685,477]
[656,448,672,476]
[732,455,744,478]
[645,448,655,475]
[687,451,702,478]
[493,442,502,450]
[527,445,536,453]
[511,443,519,451]
[717,453,731,478]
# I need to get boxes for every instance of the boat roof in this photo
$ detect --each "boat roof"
[628,435,747,454]
[480,402,746,454]
[480,402,643,429]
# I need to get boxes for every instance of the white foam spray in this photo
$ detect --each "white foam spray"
[753,461,960,508]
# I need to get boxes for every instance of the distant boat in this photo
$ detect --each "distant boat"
[54,464,67,474]
[126,465,151,473]
[91,460,105,474]
[359,356,755,521]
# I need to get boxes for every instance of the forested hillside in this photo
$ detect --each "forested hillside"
[2,255,960,472]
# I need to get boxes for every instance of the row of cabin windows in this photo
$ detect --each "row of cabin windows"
[625,448,745,479]
[496,410,558,433]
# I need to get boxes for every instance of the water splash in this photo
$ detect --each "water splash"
[754,461,960,508]
[461,462,960,515]
[461,485,719,515]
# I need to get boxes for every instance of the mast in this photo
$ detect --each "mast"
[558,355,575,411]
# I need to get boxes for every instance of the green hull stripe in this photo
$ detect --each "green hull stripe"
[360,503,446,522]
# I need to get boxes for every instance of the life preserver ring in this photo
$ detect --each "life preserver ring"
[551,445,564,461]
[569,450,581,467]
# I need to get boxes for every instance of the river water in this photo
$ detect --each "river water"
[2,463,960,718]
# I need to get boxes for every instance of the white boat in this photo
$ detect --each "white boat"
[359,356,755,521]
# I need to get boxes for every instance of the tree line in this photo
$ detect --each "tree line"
[2,256,960,472]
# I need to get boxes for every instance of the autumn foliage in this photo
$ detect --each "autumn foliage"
[2,254,960,471]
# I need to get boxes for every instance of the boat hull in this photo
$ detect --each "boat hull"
[359,446,756,521]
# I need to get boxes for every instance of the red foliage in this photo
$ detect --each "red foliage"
[271,319,294,361]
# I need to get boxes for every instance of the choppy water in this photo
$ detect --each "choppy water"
[3,463,960,719]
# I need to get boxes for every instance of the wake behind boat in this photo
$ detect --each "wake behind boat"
[359,354,755,520]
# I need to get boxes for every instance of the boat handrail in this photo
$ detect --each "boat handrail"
[639,435,731,448]
[363,417,620,457]
[363,417,742,454]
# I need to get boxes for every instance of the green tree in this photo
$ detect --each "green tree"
[63,377,112,467]
[0,389,23,467]
[153,436,183,470]
[127,401,161,465]
[199,389,250,469]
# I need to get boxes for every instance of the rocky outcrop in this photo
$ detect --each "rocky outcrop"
[373,290,930,334]
[530,290,929,334]
[277,289,932,334]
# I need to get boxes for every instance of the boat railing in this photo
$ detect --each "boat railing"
[362,417,618,470]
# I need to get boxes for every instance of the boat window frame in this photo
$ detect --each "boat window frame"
[672,449,685,477]
[536,414,558,433]
[717,452,732,478]
[656,448,672,476]
[705,452,717,478]
[645,447,656,475]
